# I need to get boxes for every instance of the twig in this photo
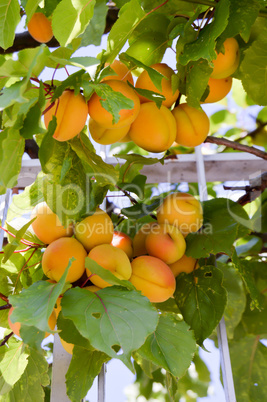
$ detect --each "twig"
[204,136,267,160]
[224,172,267,205]
[0,304,11,310]
[115,185,138,205]
[0,293,8,303]
[0,332,13,347]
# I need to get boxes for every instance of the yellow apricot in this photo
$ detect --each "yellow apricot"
[84,285,101,292]
[203,77,232,103]
[102,60,134,85]
[135,63,179,108]
[157,192,203,236]
[42,237,86,283]
[28,13,53,44]
[86,244,132,288]
[211,38,240,79]
[172,103,210,147]
[87,80,140,129]
[111,231,133,259]
[31,201,73,244]
[75,208,114,252]
[60,337,74,354]
[133,221,159,257]
[89,118,131,145]
[168,254,199,277]
[128,102,176,153]
[44,90,88,141]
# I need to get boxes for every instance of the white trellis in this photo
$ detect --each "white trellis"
[1,149,265,401]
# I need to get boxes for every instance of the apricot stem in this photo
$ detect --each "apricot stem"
[0,225,42,247]
[146,0,169,16]
[0,303,12,310]
[0,332,13,347]
[0,293,8,302]
[14,248,38,291]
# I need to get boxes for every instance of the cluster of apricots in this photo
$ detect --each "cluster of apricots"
[8,191,203,353]
[43,37,240,152]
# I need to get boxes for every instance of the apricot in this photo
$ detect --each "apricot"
[86,244,132,288]
[102,60,134,85]
[145,223,186,265]
[135,63,179,108]
[172,103,210,147]
[89,118,131,145]
[42,237,86,283]
[157,192,203,236]
[169,254,199,277]
[111,231,133,259]
[75,208,114,252]
[128,102,176,153]
[60,337,74,355]
[28,12,53,44]
[133,221,159,257]
[203,77,232,103]
[211,38,240,79]
[44,90,88,141]
[8,307,56,338]
[31,201,73,244]
[87,80,140,129]
[84,285,101,292]
[126,32,167,68]
[130,256,176,303]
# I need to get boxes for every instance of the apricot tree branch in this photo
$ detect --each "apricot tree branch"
[0,332,13,347]
[204,136,267,160]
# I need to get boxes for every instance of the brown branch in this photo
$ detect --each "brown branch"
[224,172,267,206]
[0,293,9,303]
[0,332,13,347]
[204,136,267,160]
[0,304,11,311]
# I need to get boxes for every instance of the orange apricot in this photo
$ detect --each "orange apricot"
[169,254,199,277]
[84,285,102,292]
[172,103,210,147]
[60,337,74,354]
[203,77,232,103]
[87,80,140,129]
[44,90,88,141]
[28,13,53,44]
[135,63,179,108]
[130,255,176,303]
[75,208,114,252]
[42,237,86,283]
[102,60,134,85]
[211,38,240,79]
[111,231,133,259]
[31,201,73,244]
[89,118,131,145]
[133,221,159,257]
[128,102,176,153]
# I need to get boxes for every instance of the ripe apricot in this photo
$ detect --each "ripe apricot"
[169,254,199,277]
[31,201,73,244]
[130,255,176,303]
[89,118,131,145]
[75,208,114,252]
[172,103,210,147]
[60,337,74,354]
[203,77,232,103]
[111,231,133,259]
[157,192,203,236]
[86,244,132,288]
[133,221,159,257]
[135,63,179,108]
[87,80,140,129]
[211,38,240,79]
[102,60,134,85]
[42,237,86,283]
[145,223,186,264]
[44,90,88,141]
[128,102,176,153]
[28,13,53,44]
[84,285,101,292]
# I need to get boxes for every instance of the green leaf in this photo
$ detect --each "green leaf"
[18,46,51,78]
[66,346,109,401]
[117,174,147,199]
[0,338,28,395]
[25,0,42,20]
[49,55,99,73]
[186,198,251,259]
[230,336,267,402]
[52,0,96,47]
[241,295,267,336]
[0,0,20,50]
[1,347,50,401]
[0,80,27,110]
[185,59,213,108]
[137,313,196,377]
[174,266,227,345]
[57,313,91,348]
[61,286,159,371]
[116,153,164,183]
[121,198,161,220]
[105,0,146,63]
[80,0,107,46]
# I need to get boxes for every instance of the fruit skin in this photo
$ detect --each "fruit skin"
[203,77,232,103]
[128,102,176,153]
[42,237,87,283]
[89,118,131,145]
[157,192,203,236]
[133,221,159,257]
[44,90,88,141]
[211,38,240,79]
[86,244,132,288]
[75,208,114,252]
[102,60,134,85]
[111,231,133,259]
[84,285,101,292]
[28,13,53,43]
[168,254,199,277]
[130,255,176,303]
[87,80,140,129]
[145,223,186,265]
[135,63,179,108]
[31,201,73,244]
[60,337,74,354]
[172,103,210,147]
